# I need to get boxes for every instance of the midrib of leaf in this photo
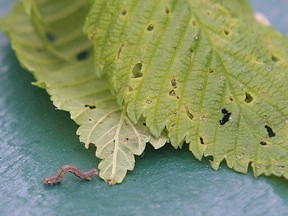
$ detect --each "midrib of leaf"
[111,108,126,179]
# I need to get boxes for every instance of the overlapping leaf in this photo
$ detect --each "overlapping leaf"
[85,0,288,178]
[0,0,166,184]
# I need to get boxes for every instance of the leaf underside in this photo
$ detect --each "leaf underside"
[85,0,288,178]
[0,0,166,184]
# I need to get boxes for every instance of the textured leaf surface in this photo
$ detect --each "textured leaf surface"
[85,0,288,178]
[0,0,166,184]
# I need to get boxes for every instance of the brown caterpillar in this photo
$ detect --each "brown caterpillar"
[43,165,98,185]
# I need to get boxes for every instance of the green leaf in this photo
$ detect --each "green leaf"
[85,0,288,178]
[0,0,166,184]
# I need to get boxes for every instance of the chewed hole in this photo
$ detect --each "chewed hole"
[46,32,57,42]
[199,137,205,144]
[76,50,89,61]
[165,7,170,14]
[271,55,280,62]
[121,9,127,16]
[85,105,96,109]
[146,99,152,104]
[260,140,267,146]
[147,24,154,31]
[169,90,177,97]
[245,92,254,103]
[186,108,194,120]
[171,78,177,88]
[131,63,143,78]
[265,125,276,137]
[219,108,231,125]
[224,29,230,36]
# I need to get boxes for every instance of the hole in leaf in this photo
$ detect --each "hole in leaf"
[46,32,56,42]
[146,99,152,104]
[224,29,230,36]
[121,9,127,16]
[260,140,267,146]
[76,50,89,61]
[125,138,129,142]
[186,108,194,120]
[131,63,143,78]
[85,105,96,109]
[169,90,176,97]
[245,92,254,103]
[143,122,146,126]
[265,125,276,137]
[271,55,280,62]
[199,137,205,144]
[147,24,154,31]
[171,78,177,88]
[165,7,170,14]
[219,108,231,125]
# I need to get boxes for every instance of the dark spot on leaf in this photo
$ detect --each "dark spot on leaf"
[260,140,267,146]
[271,55,280,62]
[147,24,154,31]
[171,78,177,88]
[165,7,170,14]
[88,118,92,121]
[85,105,96,109]
[146,99,152,104]
[169,90,176,97]
[219,108,231,125]
[192,20,197,26]
[265,125,276,137]
[229,96,234,101]
[125,138,129,142]
[128,86,134,92]
[206,11,210,16]
[131,63,143,78]
[117,44,124,59]
[189,48,194,53]
[199,137,205,144]
[245,92,253,103]
[121,9,127,16]
[186,108,194,120]
[224,29,230,36]
[46,32,56,42]
[76,50,89,61]
[143,122,146,126]
[209,69,214,73]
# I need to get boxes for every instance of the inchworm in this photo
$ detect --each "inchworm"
[43,165,98,185]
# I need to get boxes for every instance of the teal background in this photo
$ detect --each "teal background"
[0,1,287,215]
